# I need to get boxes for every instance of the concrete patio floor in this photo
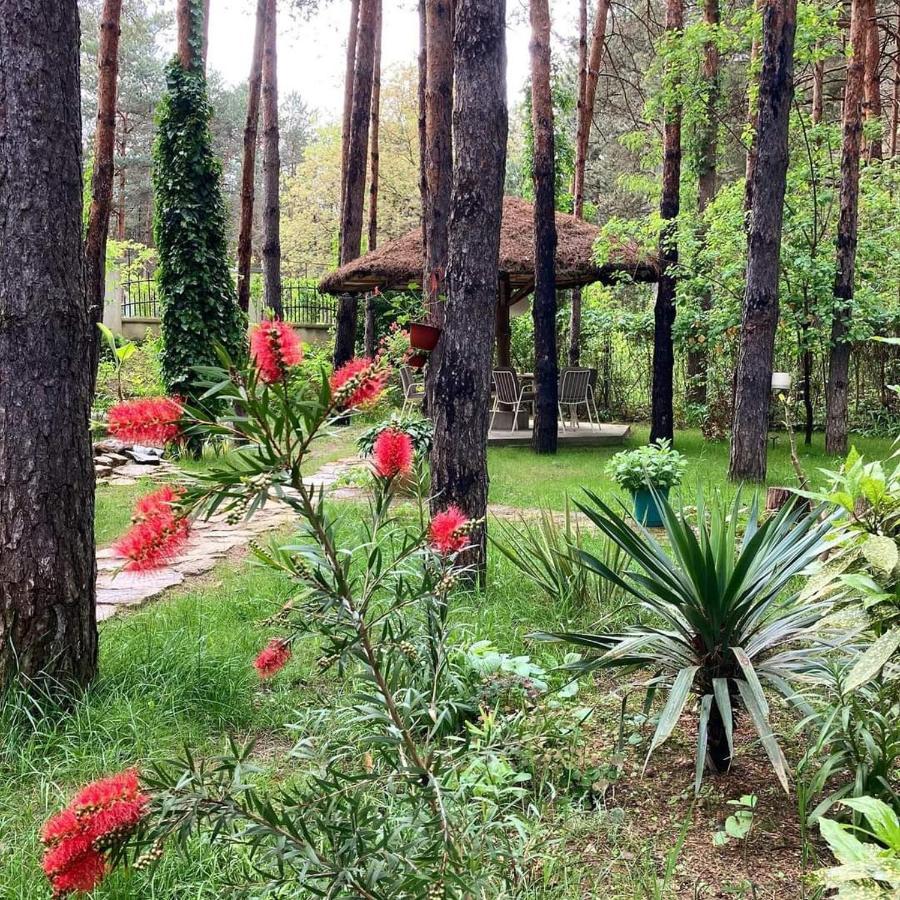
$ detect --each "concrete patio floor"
[488,422,631,447]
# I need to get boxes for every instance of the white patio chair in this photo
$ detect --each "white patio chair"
[558,367,599,429]
[490,368,534,431]
[399,366,426,416]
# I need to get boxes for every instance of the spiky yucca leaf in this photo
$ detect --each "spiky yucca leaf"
[533,491,844,792]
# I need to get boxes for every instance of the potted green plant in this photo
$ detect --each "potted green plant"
[606,439,686,527]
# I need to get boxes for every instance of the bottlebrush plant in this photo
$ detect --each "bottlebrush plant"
[76,347,533,898]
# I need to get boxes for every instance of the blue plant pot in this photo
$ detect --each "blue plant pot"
[632,487,668,528]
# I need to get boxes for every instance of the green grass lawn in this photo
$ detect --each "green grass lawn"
[93,424,367,547]
[33,424,887,898]
[0,516,597,899]
[487,425,894,511]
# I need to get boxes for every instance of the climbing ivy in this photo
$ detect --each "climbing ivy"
[152,33,246,409]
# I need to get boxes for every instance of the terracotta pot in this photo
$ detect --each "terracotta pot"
[407,352,427,369]
[410,321,441,351]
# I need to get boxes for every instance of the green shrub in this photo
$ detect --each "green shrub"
[152,41,246,409]
[535,492,841,792]
[606,439,686,493]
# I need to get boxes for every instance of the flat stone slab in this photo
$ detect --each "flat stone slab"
[94,457,362,622]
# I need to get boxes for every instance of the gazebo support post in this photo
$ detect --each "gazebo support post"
[495,276,512,367]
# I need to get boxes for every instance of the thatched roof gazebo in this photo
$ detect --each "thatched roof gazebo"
[320,196,658,298]
[319,196,658,369]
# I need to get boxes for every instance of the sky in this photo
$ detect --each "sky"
[200,0,575,121]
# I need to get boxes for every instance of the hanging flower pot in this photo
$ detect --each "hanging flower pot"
[407,352,428,369]
[410,322,441,351]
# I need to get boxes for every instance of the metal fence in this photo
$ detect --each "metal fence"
[120,277,336,327]
[121,278,159,318]
[281,283,336,326]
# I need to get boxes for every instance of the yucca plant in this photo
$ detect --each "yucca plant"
[491,501,629,613]
[534,491,843,792]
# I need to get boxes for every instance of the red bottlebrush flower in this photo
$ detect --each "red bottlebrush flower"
[41,770,149,896]
[114,508,190,572]
[250,320,303,384]
[107,397,184,446]
[428,505,471,556]
[329,358,390,410]
[254,638,292,678]
[40,808,81,847]
[43,837,108,894]
[133,485,184,523]
[72,770,142,814]
[372,429,414,479]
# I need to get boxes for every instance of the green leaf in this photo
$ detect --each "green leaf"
[842,797,900,852]
[861,535,900,576]
[645,665,698,764]
[843,628,900,694]
[820,817,871,865]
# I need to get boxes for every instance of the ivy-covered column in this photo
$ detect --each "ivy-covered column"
[154,0,247,410]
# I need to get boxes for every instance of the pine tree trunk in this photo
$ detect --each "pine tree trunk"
[568,0,610,366]
[423,0,454,412]
[729,0,797,481]
[364,0,382,360]
[744,0,764,214]
[0,0,98,693]
[529,0,559,455]
[339,0,360,232]
[423,0,453,328]
[892,2,899,158]
[177,0,196,71]
[429,0,507,575]
[496,277,513,367]
[236,0,266,314]
[650,0,683,445]
[116,121,127,239]
[825,0,867,456]
[333,0,378,368]
[84,0,123,387]
[686,0,719,407]
[863,0,882,161]
[417,0,428,255]
[261,0,282,319]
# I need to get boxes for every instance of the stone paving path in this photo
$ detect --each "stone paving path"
[96,458,363,622]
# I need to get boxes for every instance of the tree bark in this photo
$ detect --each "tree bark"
[568,0,610,366]
[572,0,610,221]
[863,0,882,161]
[423,0,454,329]
[261,0,282,319]
[333,0,378,368]
[686,0,719,407]
[423,0,454,412]
[339,0,360,237]
[496,277,512,367]
[744,0,764,214]
[650,0,683,445]
[177,0,197,72]
[418,0,428,257]
[0,0,98,692]
[84,0,123,388]
[729,0,797,481]
[892,2,899,157]
[236,0,266,314]
[812,56,824,125]
[429,0,507,574]
[364,0,382,360]
[529,0,559,455]
[825,0,867,455]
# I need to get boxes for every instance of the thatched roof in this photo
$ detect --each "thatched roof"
[319,196,658,296]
